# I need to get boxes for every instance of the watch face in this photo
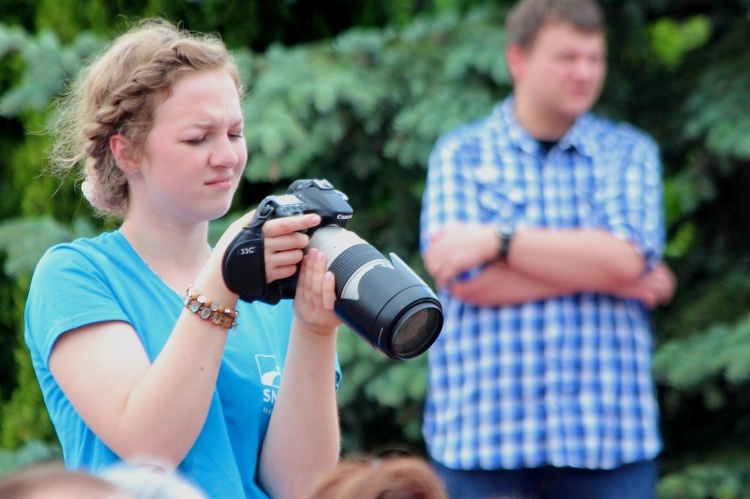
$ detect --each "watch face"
[499,223,514,236]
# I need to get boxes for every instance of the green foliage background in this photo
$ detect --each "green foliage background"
[2,1,750,496]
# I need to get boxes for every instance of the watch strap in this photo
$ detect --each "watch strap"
[496,225,514,263]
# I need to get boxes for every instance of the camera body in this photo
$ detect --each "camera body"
[222,179,443,359]
[256,178,353,231]
[239,178,353,302]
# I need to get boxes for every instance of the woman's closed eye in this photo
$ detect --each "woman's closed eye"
[185,136,206,145]
[185,131,242,145]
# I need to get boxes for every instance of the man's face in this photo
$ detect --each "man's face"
[510,20,607,122]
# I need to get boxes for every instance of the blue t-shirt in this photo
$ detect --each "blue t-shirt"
[25,230,332,498]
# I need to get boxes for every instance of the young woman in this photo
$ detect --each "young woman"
[25,18,341,499]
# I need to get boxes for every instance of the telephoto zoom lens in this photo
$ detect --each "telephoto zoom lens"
[308,226,443,360]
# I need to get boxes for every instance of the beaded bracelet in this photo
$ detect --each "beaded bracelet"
[183,286,239,330]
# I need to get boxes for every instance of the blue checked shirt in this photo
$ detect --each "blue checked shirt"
[420,96,664,470]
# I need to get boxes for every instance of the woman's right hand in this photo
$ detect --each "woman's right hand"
[212,211,322,286]
[261,214,321,283]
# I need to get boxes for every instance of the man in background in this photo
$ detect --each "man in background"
[419,0,676,497]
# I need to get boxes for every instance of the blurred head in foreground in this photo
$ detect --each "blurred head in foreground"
[0,462,131,499]
[307,456,448,499]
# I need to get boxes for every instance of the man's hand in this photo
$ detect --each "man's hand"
[610,261,676,308]
[424,224,497,289]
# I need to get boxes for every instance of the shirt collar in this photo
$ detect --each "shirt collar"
[493,95,599,158]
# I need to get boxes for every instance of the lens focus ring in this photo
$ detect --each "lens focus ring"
[328,244,387,297]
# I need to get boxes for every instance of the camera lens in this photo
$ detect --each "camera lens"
[390,303,443,359]
[309,226,443,360]
[224,178,443,359]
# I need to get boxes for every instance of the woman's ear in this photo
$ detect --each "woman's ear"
[109,134,139,175]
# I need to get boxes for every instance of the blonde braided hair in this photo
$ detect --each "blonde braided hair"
[48,18,243,218]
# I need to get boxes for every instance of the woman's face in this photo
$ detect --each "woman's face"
[130,69,247,224]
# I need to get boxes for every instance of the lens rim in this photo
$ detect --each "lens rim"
[389,301,444,360]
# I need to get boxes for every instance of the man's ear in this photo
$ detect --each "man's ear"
[109,134,139,174]
[506,44,525,83]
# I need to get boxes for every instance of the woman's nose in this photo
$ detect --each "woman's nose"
[210,136,240,168]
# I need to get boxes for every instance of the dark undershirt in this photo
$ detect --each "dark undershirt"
[538,139,559,155]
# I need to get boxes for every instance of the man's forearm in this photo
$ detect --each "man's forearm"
[448,228,655,307]
[449,263,573,306]
[507,228,647,291]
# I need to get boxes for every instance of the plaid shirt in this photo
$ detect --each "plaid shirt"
[420,97,664,470]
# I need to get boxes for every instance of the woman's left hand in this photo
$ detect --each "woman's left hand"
[292,248,340,335]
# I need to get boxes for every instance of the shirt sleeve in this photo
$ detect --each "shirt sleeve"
[593,128,665,271]
[25,243,129,367]
[420,133,483,255]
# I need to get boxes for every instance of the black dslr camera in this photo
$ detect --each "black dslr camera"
[222,179,443,360]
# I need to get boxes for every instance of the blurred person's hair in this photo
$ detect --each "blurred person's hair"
[307,455,448,499]
[0,462,131,499]
[100,461,207,499]
[505,0,605,50]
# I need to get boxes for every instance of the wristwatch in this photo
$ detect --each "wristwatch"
[495,224,515,263]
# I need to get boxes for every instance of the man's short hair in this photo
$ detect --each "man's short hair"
[505,0,605,50]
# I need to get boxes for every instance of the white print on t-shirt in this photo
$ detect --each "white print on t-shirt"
[255,354,281,405]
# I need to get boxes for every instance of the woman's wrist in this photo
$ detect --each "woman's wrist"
[183,286,240,330]
[194,253,241,305]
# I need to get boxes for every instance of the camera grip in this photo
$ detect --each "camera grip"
[222,223,281,303]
